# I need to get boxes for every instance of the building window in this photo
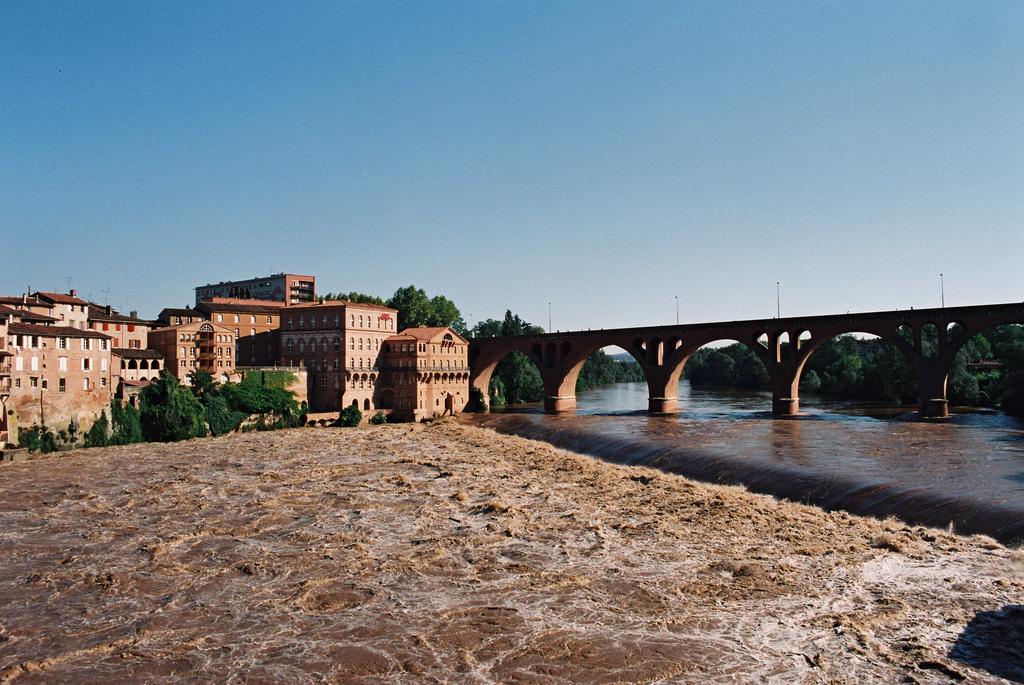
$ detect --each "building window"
[59,357,68,372]
[233,314,240,323]
[30,357,38,371]
[30,377,38,388]
[58,378,65,392]
[217,314,223,322]
[101,377,107,388]
[83,377,90,390]
[267,315,273,324]
[58,337,67,349]
[82,358,92,371]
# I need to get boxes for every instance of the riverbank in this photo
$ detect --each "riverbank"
[0,423,1021,682]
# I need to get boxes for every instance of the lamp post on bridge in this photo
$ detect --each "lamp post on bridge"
[776,281,781,318]
[940,273,945,308]
[674,295,679,325]
[547,301,552,333]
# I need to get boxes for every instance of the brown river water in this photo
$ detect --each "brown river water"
[0,422,1022,682]
[468,381,1024,544]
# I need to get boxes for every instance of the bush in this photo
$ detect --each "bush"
[370,412,387,425]
[220,382,300,427]
[139,371,206,442]
[21,425,58,453]
[339,405,362,427]
[204,395,247,436]
[83,411,109,448]
[110,400,144,445]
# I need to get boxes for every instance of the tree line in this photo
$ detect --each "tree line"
[23,370,305,453]
[318,285,466,334]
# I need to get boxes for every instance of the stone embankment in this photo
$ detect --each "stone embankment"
[0,423,1020,682]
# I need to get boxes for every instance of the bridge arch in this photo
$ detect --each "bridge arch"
[935,321,1024,413]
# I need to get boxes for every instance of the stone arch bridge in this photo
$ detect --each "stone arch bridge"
[468,302,1024,418]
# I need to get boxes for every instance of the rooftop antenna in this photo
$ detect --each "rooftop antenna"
[65,276,73,293]
[101,288,111,305]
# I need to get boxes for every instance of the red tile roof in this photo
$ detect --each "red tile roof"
[0,295,52,308]
[397,327,468,343]
[8,322,111,339]
[87,304,151,325]
[33,291,89,306]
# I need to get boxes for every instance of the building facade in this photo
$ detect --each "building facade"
[194,273,316,307]
[4,320,113,429]
[278,300,399,412]
[88,304,154,350]
[379,328,470,421]
[194,298,284,367]
[149,321,237,383]
[32,291,90,329]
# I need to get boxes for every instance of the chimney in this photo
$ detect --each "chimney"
[106,305,112,315]
[70,289,77,297]
[130,310,138,318]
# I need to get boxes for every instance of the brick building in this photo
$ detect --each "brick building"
[278,300,399,412]
[194,273,316,307]
[149,321,237,383]
[379,328,470,420]
[195,298,284,367]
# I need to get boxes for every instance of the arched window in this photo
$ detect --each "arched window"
[350,337,355,349]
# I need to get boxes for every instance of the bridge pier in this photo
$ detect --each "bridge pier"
[917,361,950,419]
[544,395,577,413]
[648,396,679,414]
[772,395,800,416]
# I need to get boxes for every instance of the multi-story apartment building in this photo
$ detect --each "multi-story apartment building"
[278,300,399,412]
[194,273,316,306]
[87,304,154,350]
[4,318,113,429]
[32,291,90,329]
[194,297,284,367]
[379,328,470,420]
[149,321,237,383]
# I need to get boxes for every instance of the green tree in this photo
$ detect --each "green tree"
[320,291,386,306]
[139,371,206,442]
[188,369,217,401]
[386,285,467,333]
[110,400,144,445]
[83,411,109,448]
[203,394,247,436]
[387,285,432,330]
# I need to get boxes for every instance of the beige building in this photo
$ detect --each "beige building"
[149,321,237,383]
[4,318,113,430]
[32,291,91,330]
[88,304,154,350]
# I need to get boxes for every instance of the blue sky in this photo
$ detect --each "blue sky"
[2,1,1022,330]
